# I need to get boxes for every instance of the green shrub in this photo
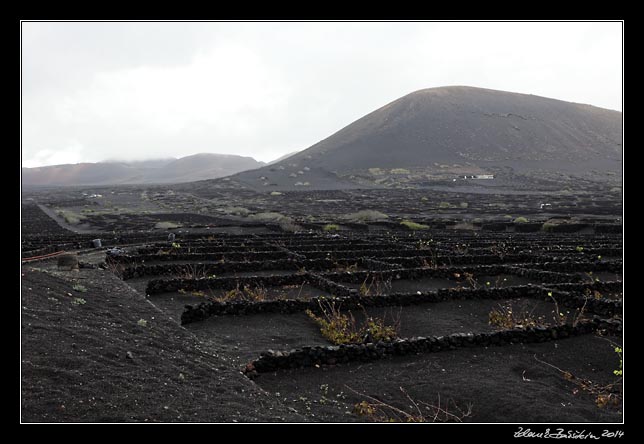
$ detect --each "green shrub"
[542,222,556,232]
[488,302,545,329]
[400,220,429,230]
[438,202,451,209]
[306,305,362,345]
[306,301,399,345]
[58,210,85,225]
[248,212,300,231]
[345,210,389,222]
[155,221,181,229]
[513,217,529,223]
[250,212,287,222]
[216,284,268,302]
[228,207,251,216]
[613,346,623,377]
[323,224,340,231]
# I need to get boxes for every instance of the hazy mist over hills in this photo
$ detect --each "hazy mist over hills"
[22,153,265,186]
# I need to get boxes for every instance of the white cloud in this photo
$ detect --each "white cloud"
[22,142,87,168]
[21,21,622,167]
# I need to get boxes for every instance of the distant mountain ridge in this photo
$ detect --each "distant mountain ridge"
[22,153,264,186]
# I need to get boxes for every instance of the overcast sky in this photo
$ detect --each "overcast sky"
[21,21,622,167]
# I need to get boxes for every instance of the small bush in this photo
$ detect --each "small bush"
[72,284,87,293]
[155,221,181,229]
[216,284,269,302]
[223,207,251,217]
[584,288,604,300]
[513,217,529,223]
[306,301,400,345]
[453,272,479,289]
[438,202,451,209]
[542,222,556,232]
[176,264,211,280]
[250,212,287,222]
[306,304,362,345]
[359,275,393,296]
[334,262,359,272]
[362,316,399,343]
[248,212,300,231]
[323,224,340,231]
[488,301,545,329]
[400,220,429,230]
[547,291,587,327]
[58,210,85,225]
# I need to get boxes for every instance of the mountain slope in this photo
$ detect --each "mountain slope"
[267,151,300,165]
[22,153,264,187]
[226,86,622,191]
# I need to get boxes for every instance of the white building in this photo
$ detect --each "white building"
[461,174,495,180]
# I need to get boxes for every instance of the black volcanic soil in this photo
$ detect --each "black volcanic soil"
[22,261,622,423]
[20,266,302,422]
[187,313,331,367]
[254,334,623,423]
[21,186,623,424]
[171,297,561,368]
